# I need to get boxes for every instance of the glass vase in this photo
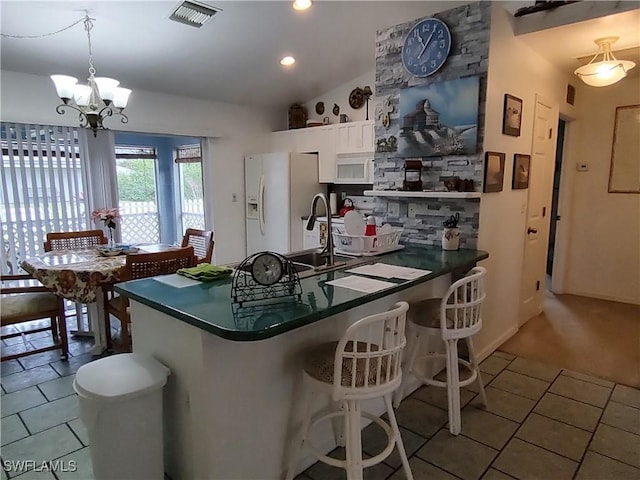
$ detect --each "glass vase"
[108,228,115,248]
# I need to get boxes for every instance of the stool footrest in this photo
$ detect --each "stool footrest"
[307,409,396,469]
[413,353,478,388]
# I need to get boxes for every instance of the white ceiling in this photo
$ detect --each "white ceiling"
[512,6,640,75]
[1,1,639,111]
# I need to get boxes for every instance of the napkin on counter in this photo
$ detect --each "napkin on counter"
[176,264,232,281]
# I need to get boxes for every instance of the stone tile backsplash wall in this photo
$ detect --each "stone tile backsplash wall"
[374,1,490,247]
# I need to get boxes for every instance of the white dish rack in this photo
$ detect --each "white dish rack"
[333,227,404,256]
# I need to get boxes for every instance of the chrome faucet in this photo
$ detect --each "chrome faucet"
[306,193,334,266]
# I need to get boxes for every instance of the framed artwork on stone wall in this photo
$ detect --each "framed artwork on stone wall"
[397,76,480,157]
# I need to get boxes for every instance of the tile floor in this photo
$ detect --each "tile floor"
[2,321,640,479]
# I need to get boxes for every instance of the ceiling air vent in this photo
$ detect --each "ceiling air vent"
[169,1,221,28]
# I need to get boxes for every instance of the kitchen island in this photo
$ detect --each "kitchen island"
[117,246,488,479]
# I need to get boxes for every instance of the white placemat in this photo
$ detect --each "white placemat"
[153,274,201,288]
[326,275,396,293]
[346,263,431,280]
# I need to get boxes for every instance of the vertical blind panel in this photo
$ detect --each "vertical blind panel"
[0,123,87,274]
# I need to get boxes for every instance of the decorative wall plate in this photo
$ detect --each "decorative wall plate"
[349,87,364,109]
[332,103,340,116]
[315,101,325,115]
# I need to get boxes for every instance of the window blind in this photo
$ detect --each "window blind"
[0,123,88,273]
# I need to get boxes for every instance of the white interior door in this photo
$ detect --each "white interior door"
[519,95,559,325]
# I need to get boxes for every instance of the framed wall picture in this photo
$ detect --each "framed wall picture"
[609,104,640,193]
[502,94,523,137]
[512,153,531,189]
[483,151,505,193]
[398,76,480,157]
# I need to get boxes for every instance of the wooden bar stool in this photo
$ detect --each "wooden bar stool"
[395,266,487,435]
[286,302,413,480]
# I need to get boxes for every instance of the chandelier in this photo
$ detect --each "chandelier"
[574,37,636,87]
[51,15,131,136]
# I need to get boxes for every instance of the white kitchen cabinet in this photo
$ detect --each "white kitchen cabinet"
[296,127,321,153]
[271,130,296,152]
[271,125,337,183]
[317,125,336,183]
[335,120,375,155]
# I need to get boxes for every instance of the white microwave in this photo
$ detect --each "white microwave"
[335,156,374,184]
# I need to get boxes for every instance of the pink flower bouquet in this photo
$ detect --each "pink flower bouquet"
[91,208,121,246]
[91,207,120,229]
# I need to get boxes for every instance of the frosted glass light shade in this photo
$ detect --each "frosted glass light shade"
[94,77,120,101]
[575,60,636,87]
[574,37,636,87]
[293,0,312,11]
[51,75,78,99]
[72,85,92,106]
[113,88,132,109]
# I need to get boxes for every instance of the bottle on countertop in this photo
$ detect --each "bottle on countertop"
[365,216,377,236]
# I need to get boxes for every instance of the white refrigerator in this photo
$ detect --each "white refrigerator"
[245,152,320,256]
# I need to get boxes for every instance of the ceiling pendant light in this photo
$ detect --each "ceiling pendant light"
[292,0,312,11]
[574,37,636,87]
[51,15,131,136]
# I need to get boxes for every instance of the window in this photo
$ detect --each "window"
[1,123,87,273]
[175,144,205,234]
[114,145,160,244]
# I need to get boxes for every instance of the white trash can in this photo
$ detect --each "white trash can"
[73,353,170,480]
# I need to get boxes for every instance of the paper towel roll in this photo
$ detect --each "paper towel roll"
[329,193,338,214]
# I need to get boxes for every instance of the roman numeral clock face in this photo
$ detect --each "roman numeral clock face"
[402,18,451,77]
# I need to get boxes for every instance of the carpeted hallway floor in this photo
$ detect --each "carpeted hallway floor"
[499,290,640,388]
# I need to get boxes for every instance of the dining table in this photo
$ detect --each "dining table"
[20,244,178,355]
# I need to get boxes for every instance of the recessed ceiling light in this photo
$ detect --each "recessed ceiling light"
[293,0,312,11]
[280,56,296,66]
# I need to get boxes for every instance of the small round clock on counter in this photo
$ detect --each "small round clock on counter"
[231,251,302,306]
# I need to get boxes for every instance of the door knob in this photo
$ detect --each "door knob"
[527,227,538,234]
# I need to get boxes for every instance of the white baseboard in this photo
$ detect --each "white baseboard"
[476,326,519,362]
[563,289,639,306]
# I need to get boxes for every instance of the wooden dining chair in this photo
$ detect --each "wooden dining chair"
[44,229,108,339]
[104,246,197,352]
[181,228,214,264]
[44,229,108,251]
[1,274,69,361]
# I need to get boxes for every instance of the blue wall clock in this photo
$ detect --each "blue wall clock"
[402,18,451,77]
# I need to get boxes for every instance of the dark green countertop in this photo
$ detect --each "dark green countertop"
[115,246,488,342]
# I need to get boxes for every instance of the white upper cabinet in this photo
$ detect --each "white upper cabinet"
[296,128,320,153]
[335,120,375,155]
[271,130,296,152]
[317,126,336,183]
[270,120,374,183]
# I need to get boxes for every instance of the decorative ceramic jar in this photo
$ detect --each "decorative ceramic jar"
[442,227,460,251]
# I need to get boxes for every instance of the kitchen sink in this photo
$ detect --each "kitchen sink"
[287,251,354,268]
[285,249,373,279]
